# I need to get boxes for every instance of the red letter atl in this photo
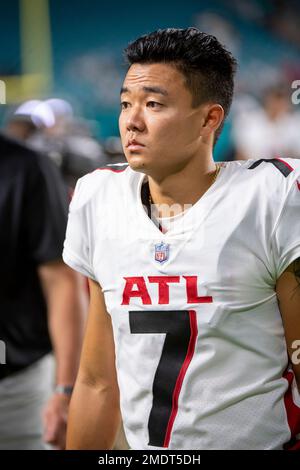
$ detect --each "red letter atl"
[121,275,212,305]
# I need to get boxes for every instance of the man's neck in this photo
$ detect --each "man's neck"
[147,154,217,217]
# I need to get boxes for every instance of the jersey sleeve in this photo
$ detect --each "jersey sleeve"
[271,179,300,279]
[63,175,97,280]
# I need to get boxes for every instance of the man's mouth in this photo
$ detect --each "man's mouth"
[127,140,145,150]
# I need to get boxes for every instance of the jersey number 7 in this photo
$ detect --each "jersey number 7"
[129,310,198,447]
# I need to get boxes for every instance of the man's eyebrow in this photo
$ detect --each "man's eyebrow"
[120,86,169,96]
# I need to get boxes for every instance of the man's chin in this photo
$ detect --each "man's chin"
[127,155,149,173]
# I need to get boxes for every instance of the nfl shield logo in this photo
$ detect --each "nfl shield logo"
[154,242,170,263]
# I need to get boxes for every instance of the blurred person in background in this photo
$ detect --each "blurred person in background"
[4,102,128,450]
[4,99,109,187]
[232,84,300,160]
[0,132,87,449]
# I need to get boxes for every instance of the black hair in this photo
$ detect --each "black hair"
[124,27,237,141]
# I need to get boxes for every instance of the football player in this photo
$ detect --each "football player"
[64,28,300,450]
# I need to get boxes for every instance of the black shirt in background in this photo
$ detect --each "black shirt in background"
[0,133,69,377]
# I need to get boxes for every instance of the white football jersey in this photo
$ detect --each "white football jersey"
[63,158,300,450]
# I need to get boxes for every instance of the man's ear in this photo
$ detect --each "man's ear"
[201,104,224,138]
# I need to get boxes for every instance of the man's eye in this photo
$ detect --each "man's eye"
[147,101,162,108]
[120,102,130,109]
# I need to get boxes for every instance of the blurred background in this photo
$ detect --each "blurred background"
[1,0,300,185]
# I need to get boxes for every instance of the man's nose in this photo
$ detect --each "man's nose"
[126,106,145,132]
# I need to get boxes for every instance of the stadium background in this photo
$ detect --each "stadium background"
[0,0,300,174]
